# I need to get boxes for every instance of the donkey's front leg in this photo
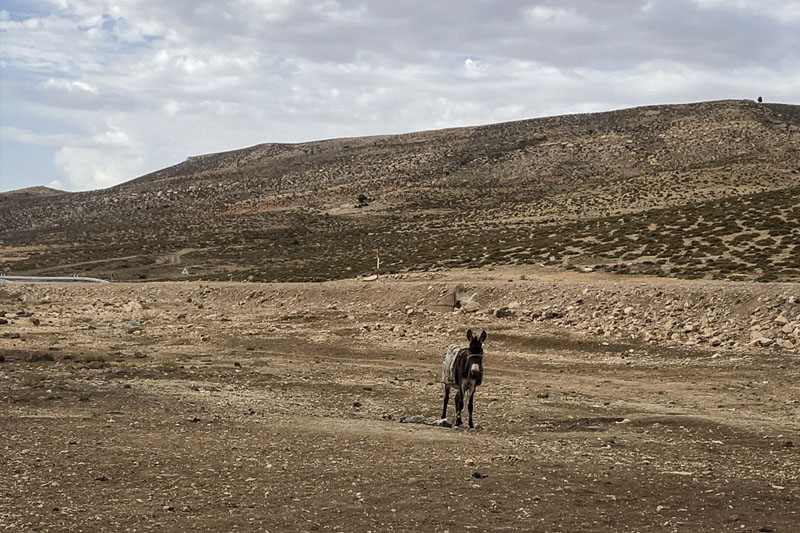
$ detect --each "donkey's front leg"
[441,384,451,420]
[467,387,476,429]
[454,389,464,426]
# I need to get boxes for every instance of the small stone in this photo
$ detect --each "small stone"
[494,306,512,318]
[775,315,788,325]
[758,526,774,532]
[0,318,7,325]
[95,475,109,482]
[783,440,794,448]
[461,300,481,313]
[536,392,550,399]
[471,471,488,479]
[30,318,40,326]
[353,401,362,408]
[177,313,187,319]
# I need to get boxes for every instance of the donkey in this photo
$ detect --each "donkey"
[441,329,487,428]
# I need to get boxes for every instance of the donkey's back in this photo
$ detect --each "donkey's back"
[442,344,469,386]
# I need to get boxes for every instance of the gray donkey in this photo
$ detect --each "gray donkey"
[441,329,486,428]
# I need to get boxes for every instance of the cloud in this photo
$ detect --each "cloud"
[0,0,798,191]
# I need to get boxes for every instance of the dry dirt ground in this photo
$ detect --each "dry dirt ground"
[1,274,798,532]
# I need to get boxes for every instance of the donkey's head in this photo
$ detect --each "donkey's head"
[466,329,487,378]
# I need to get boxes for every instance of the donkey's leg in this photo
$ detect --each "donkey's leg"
[441,384,451,420]
[454,389,464,426]
[467,386,476,429]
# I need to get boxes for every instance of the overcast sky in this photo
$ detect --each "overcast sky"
[1,0,798,192]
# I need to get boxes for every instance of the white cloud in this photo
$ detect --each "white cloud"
[41,78,98,93]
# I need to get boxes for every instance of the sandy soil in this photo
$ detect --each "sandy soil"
[1,276,798,532]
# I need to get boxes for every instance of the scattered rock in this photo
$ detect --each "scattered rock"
[536,392,550,399]
[471,472,488,479]
[461,300,481,313]
[494,306,513,318]
[0,318,8,325]
[30,318,40,326]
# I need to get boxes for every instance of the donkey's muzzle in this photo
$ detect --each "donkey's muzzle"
[468,354,483,377]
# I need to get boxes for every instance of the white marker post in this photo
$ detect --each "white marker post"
[376,247,381,281]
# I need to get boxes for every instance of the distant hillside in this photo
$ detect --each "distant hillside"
[0,186,68,199]
[1,99,798,282]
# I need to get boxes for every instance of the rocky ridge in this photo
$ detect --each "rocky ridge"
[2,277,797,354]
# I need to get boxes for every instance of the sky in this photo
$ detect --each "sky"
[1,1,798,192]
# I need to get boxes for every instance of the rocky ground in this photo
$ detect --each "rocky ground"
[1,272,798,532]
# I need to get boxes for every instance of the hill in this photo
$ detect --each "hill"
[0,186,68,199]
[0,99,798,282]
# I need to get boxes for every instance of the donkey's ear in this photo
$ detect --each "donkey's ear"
[479,330,487,342]
[466,329,473,341]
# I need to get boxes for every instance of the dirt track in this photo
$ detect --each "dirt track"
[1,276,798,532]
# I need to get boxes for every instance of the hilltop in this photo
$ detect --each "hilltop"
[0,99,798,282]
[0,186,68,199]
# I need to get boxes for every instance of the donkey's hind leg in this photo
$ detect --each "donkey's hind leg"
[441,384,451,420]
